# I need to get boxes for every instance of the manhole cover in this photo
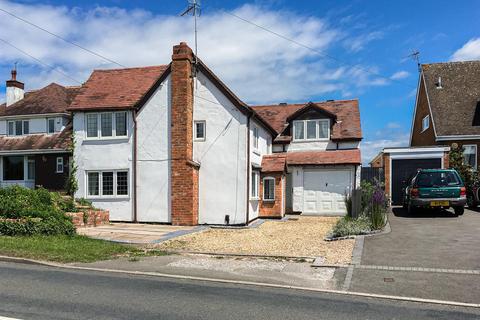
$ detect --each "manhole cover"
[383,278,395,283]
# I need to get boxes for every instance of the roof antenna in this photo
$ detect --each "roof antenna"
[181,0,201,74]
[407,50,421,72]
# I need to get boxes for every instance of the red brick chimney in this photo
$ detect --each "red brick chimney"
[170,42,199,226]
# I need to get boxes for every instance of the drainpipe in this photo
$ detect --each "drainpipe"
[132,109,138,223]
[246,113,251,224]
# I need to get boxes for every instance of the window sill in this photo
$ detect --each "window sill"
[86,196,130,201]
[262,199,275,202]
[253,149,261,156]
[292,138,329,143]
[250,197,260,201]
[84,136,129,142]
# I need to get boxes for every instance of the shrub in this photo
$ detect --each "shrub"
[360,181,375,215]
[370,187,387,229]
[331,215,372,237]
[0,217,75,236]
[344,193,353,217]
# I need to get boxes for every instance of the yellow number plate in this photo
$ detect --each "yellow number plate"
[430,201,449,206]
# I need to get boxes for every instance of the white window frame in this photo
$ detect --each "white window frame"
[85,111,128,139]
[27,156,35,181]
[292,119,330,141]
[47,118,56,134]
[421,115,430,132]
[194,120,206,141]
[7,120,29,136]
[85,170,129,199]
[262,177,275,201]
[463,144,477,169]
[253,126,259,150]
[251,170,260,200]
[56,157,64,173]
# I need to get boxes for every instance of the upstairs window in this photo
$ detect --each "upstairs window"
[47,118,56,134]
[292,119,330,141]
[86,112,128,138]
[253,126,259,149]
[7,120,29,136]
[463,145,477,169]
[422,115,430,132]
[194,120,206,141]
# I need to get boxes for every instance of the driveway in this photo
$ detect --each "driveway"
[361,207,480,270]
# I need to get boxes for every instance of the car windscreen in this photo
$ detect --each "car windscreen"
[415,171,462,188]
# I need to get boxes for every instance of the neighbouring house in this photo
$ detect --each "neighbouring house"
[0,70,79,190]
[410,61,480,169]
[1,42,363,225]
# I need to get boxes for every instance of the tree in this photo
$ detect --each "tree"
[449,143,474,191]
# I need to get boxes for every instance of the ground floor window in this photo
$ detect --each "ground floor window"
[27,157,35,180]
[251,170,260,199]
[87,170,129,198]
[3,156,24,180]
[263,177,275,201]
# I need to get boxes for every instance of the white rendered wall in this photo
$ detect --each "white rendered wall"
[73,111,134,221]
[248,119,272,221]
[193,72,248,225]
[287,140,337,152]
[338,141,360,149]
[136,75,171,223]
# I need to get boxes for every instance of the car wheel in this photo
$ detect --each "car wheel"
[407,203,416,215]
[454,206,465,216]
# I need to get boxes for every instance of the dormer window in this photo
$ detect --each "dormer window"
[293,119,330,141]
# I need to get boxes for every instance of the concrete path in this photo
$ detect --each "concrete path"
[73,254,345,290]
[77,223,205,244]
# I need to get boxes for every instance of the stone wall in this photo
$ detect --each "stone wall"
[67,209,109,227]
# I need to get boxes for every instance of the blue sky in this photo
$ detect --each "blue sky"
[1,0,479,163]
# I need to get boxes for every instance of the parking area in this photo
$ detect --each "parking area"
[361,207,480,270]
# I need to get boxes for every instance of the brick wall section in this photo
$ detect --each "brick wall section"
[383,154,391,200]
[170,42,199,226]
[259,173,284,218]
[66,209,109,227]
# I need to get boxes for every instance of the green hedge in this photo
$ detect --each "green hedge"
[0,186,76,236]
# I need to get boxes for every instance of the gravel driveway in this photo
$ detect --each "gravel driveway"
[156,216,354,264]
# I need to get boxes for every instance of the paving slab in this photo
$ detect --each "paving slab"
[77,223,205,244]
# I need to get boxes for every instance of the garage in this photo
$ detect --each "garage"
[391,158,442,205]
[370,147,450,205]
[303,169,352,215]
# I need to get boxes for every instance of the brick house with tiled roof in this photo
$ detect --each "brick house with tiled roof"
[410,61,480,169]
[0,71,80,190]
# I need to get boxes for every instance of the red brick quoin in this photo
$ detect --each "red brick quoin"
[170,42,199,226]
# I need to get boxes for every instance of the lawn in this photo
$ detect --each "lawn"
[156,216,355,264]
[0,235,140,263]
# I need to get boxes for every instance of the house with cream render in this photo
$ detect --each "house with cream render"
[67,42,362,225]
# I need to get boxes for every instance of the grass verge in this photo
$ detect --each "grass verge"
[0,235,141,263]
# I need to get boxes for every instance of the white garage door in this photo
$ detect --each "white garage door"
[303,169,352,215]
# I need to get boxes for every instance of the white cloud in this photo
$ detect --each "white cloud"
[0,1,389,103]
[344,31,384,52]
[390,70,409,80]
[386,122,402,129]
[361,133,409,165]
[450,38,480,61]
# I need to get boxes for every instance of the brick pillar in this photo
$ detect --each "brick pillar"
[383,154,391,201]
[443,151,450,169]
[170,42,199,226]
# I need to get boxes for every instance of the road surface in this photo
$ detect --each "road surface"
[0,262,478,320]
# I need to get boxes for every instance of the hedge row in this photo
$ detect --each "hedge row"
[0,217,76,236]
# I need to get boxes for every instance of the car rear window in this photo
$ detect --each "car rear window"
[415,171,462,188]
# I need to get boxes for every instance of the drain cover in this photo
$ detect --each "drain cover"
[383,278,395,282]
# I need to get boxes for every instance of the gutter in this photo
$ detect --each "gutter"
[132,109,138,223]
[0,148,68,155]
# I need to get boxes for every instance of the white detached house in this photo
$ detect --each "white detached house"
[67,42,362,226]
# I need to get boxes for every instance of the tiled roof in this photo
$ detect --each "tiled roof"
[0,124,72,152]
[286,149,361,165]
[69,65,169,111]
[251,100,362,141]
[421,61,480,136]
[0,83,80,116]
[261,154,286,172]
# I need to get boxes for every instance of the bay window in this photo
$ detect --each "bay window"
[87,170,129,198]
[292,119,330,141]
[86,112,128,138]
